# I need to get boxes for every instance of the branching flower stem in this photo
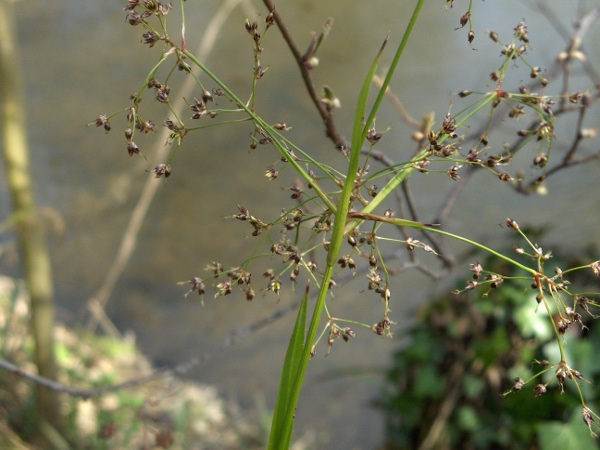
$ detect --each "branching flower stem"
[345,90,500,235]
[181,49,337,213]
[347,212,536,276]
[348,210,568,361]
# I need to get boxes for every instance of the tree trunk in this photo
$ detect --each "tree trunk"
[0,0,65,445]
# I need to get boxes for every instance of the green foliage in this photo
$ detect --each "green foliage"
[269,283,308,449]
[0,280,266,449]
[379,252,600,449]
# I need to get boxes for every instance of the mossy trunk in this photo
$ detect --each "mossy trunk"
[0,0,65,445]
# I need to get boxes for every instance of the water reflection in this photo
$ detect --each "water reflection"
[2,0,599,448]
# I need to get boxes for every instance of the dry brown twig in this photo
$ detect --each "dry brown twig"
[261,0,349,150]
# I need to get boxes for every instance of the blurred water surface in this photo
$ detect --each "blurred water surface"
[2,0,599,448]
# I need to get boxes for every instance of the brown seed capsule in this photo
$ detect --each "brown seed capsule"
[466,280,478,290]
[92,115,109,128]
[140,120,155,134]
[447,164,462,180]
[127,141,140,156]
[582,407,594,427]
[530,67,539,78]
[367,127,383,144]
[508,105,524,118]
[338,255,351,269]
[512,377,526,392]
[216,282,232,296]
[209,261,224,275]
[265,168,278,180]
[470,261,483,278]
[533,153,548,167]
[265,11,275,27]
[557,319,569,334]
[150,163,171,178]
[369,254,377,268]
[244,19,257,34]
[342,328,355,342]
[480,132,489,146]
[123,1,140,11]
[534,384,547,396]
[187,278,205,296]
[142,30,160,47]
[514,22,529,42]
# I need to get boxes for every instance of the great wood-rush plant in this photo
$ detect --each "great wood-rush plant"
[94,1,600,446]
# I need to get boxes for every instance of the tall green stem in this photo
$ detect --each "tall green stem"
[269,1,426,446]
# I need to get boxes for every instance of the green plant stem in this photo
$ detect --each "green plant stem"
[539,293,566,361]
[347,212,537,275]
[269,3,430,445]
[134,47,177,106]
[363,0,425,135]
[270,35,391,449]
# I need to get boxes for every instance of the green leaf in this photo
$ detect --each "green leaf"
[513,296,553,340]
[268,282,309,450]
[456,405,481,432]
[537,412,598,450]
[413,365,446,398]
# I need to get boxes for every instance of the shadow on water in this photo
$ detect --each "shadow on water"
[2,0,599,447]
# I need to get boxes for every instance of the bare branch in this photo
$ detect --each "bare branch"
[261,0,349,150]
